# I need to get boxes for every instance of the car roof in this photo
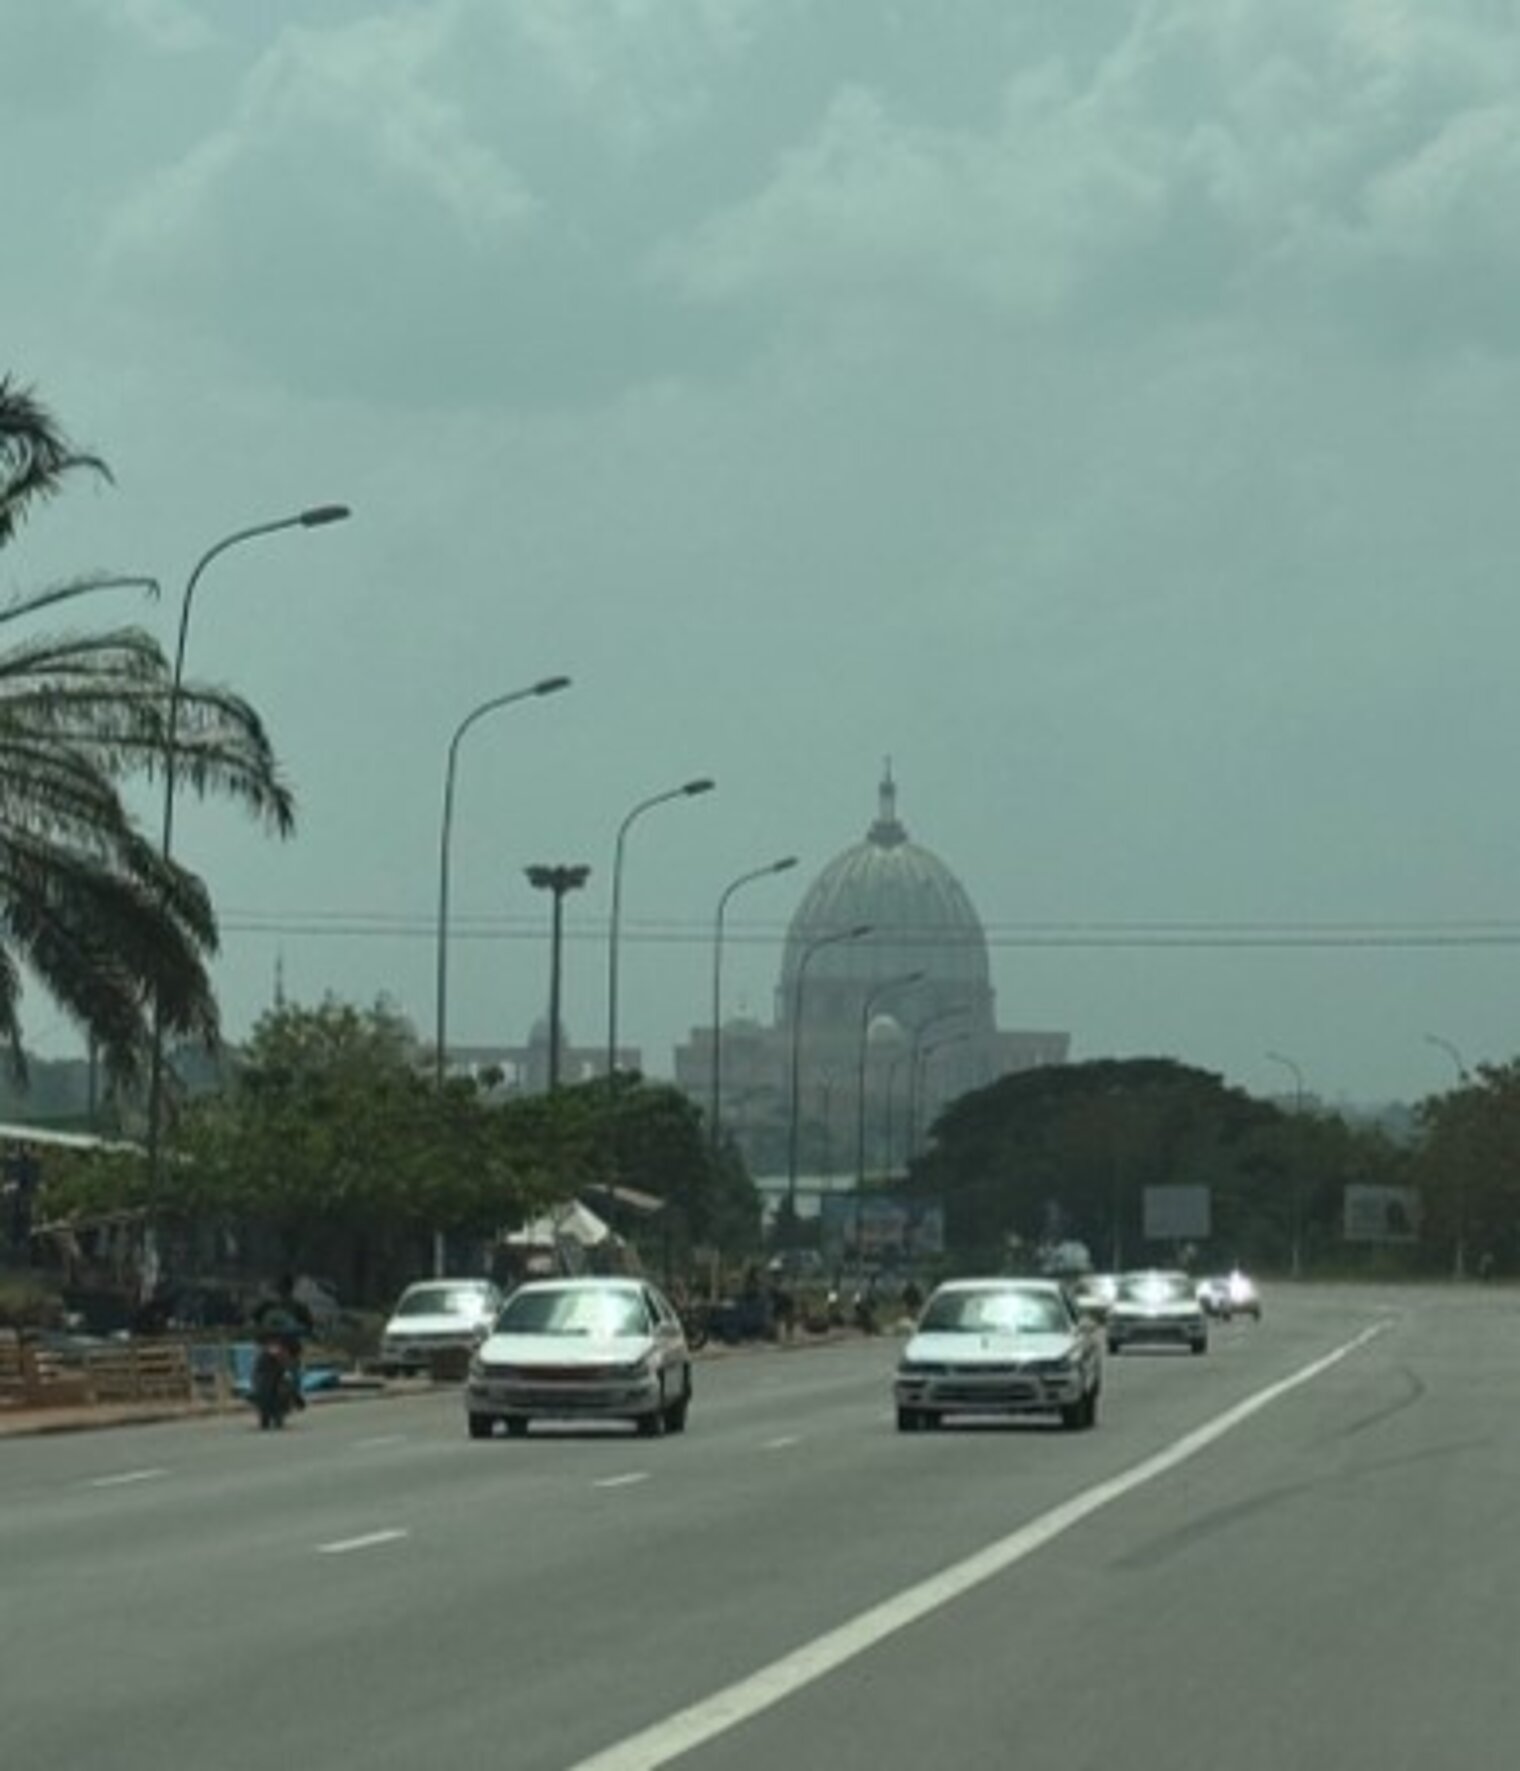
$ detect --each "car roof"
[509,1276,649,1294]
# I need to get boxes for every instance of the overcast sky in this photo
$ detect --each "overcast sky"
[6,0,1520,1108]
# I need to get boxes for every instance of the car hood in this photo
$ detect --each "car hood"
[904,1330,1079,1365]
[384,1311,489,1338]
[477,1332,657,1367]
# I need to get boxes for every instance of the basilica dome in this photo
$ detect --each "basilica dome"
[776,769,992,1024]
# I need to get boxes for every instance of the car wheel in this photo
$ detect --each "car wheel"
[921,1410,943,1431]
[1191,1337,1208,1356]
[896,1405,921,1432]
[636,1407,665,1438]
[467,1413,495,1440]
[504,1416,529,1438]
[663,1377,691,1434]
[1106,1340,1121,1356]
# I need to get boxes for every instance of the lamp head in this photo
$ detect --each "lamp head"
[683,777,716,797]
[299,504,351,528]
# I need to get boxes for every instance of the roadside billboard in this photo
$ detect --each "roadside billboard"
[1143,1184,1212,1242]
[1343,1184,1421,1243]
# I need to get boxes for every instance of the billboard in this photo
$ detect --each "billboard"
[1343,1184,1422,1244]
[819,1194,945,1262]
[1143,1185,1212,1241]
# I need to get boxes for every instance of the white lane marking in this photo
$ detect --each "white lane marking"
[316,1529,409,1555]
[354,1435,407,1450]
[569,1322,1390,1771]
[88,1468,167,1489]
[594,1473,651,1490]
[762,1436,800,1451]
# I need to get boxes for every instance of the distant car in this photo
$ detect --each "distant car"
[465,1277,692,1439]
[1069,1272,1120,1321]
[1107,1270,1208,1355]
[894,1278,1102,1432]
[379,1278,504,1378]
[1197,1270,1262,1321]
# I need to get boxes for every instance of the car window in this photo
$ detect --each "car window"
[919,1290,1070,1335]
[496,1288,651,1337]
[395,1286,488,1318]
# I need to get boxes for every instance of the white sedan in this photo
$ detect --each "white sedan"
[894,1278,1102,1432]
[465,1277,692,1439]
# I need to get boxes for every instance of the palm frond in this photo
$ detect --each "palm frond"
[0,378,110,548]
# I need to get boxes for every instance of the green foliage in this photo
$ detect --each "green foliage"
[1414,1059,1520,1274]
[911,1056,1408,1274]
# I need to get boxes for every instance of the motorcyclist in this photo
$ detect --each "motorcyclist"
[250,1275,315,1410]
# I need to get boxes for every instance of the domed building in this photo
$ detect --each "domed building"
[674,767,1069,1183]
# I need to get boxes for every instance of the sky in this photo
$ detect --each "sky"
[5,0,1520,1110]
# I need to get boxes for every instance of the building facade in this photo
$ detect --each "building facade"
[673,768,1069,1179]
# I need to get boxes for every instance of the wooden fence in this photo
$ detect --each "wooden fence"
[0,1330,194,1409]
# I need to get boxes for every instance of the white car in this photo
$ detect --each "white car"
[379,1278,504,1377]
[1107,1270,1208,1355]
[894,1278,1102,1432]
[466,1277,692,1439]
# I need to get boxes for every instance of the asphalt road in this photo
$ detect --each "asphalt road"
[3,1284,1517,1771]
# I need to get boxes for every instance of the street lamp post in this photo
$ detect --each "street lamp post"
[433,677,571,1092]
[1425,1033,1470,1279]
[911,1031,970,1159]
[605,778,714,1081]
[785,924,872,1227]
[854,970,925,1192]
[710,856,797,1153]
[145,504,351,1206]
[1266,1050,1306,1279]
[906,1006,971,1158]
[526,865,591,1092]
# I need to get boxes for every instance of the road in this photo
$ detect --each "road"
[2,1284,1516,1770]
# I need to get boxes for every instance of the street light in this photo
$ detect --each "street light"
[526,865,591,1092]
[145,503,351,1204]
[1266,1050,1305,1279]
[906,1005,971,1157]
[606,777,715,1080]
[433,676,572,1091]
[855,971,925,1188]
[1424,1033,1470,1279]
[785,923,872,1225]
[709,855,797,1152]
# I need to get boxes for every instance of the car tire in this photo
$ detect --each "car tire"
[1061,1389,1098,1431]
[1191,1337,1208,1356]
[663,1377,691,1434]
[467,1413,493,1440]
[1107,1340,1121,1356]
[636,1407,665,1438]
[896,1405,921,1432]
[504,1416,529,1438]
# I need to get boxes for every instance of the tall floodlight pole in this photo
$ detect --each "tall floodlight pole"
[709,855,797,1152]
[145,504,351,1211]
[605,777,714,1081]
[1266,1050,1306,1279]
[785,924,872,1227]
[433,676,571,1092]
[526,865,591,1092]
[1425,1033,1470,1279]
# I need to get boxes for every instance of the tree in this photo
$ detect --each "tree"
[0,377,293,1084]
[1416,1060,1520,1275]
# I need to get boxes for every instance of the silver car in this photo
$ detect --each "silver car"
[466,1277,692,1439]
[379,1278,504,1378]
[1106,1270,1208,1355]
[894,1278,1102,1432]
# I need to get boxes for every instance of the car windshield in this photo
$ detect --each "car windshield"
[496,1288,650,1338]
[918,1289,1070,1335]
[1118,1274,1193,1304]
[395,1286,488,1318]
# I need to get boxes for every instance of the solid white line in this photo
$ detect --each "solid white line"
[316,1528,410,1555]
[762,1436,801,1451]
[594,1473,651,1490]
[88,1468,167,1489]
[568,1323,1390,1771]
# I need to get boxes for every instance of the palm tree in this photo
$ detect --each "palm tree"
[0,377,294,1085]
